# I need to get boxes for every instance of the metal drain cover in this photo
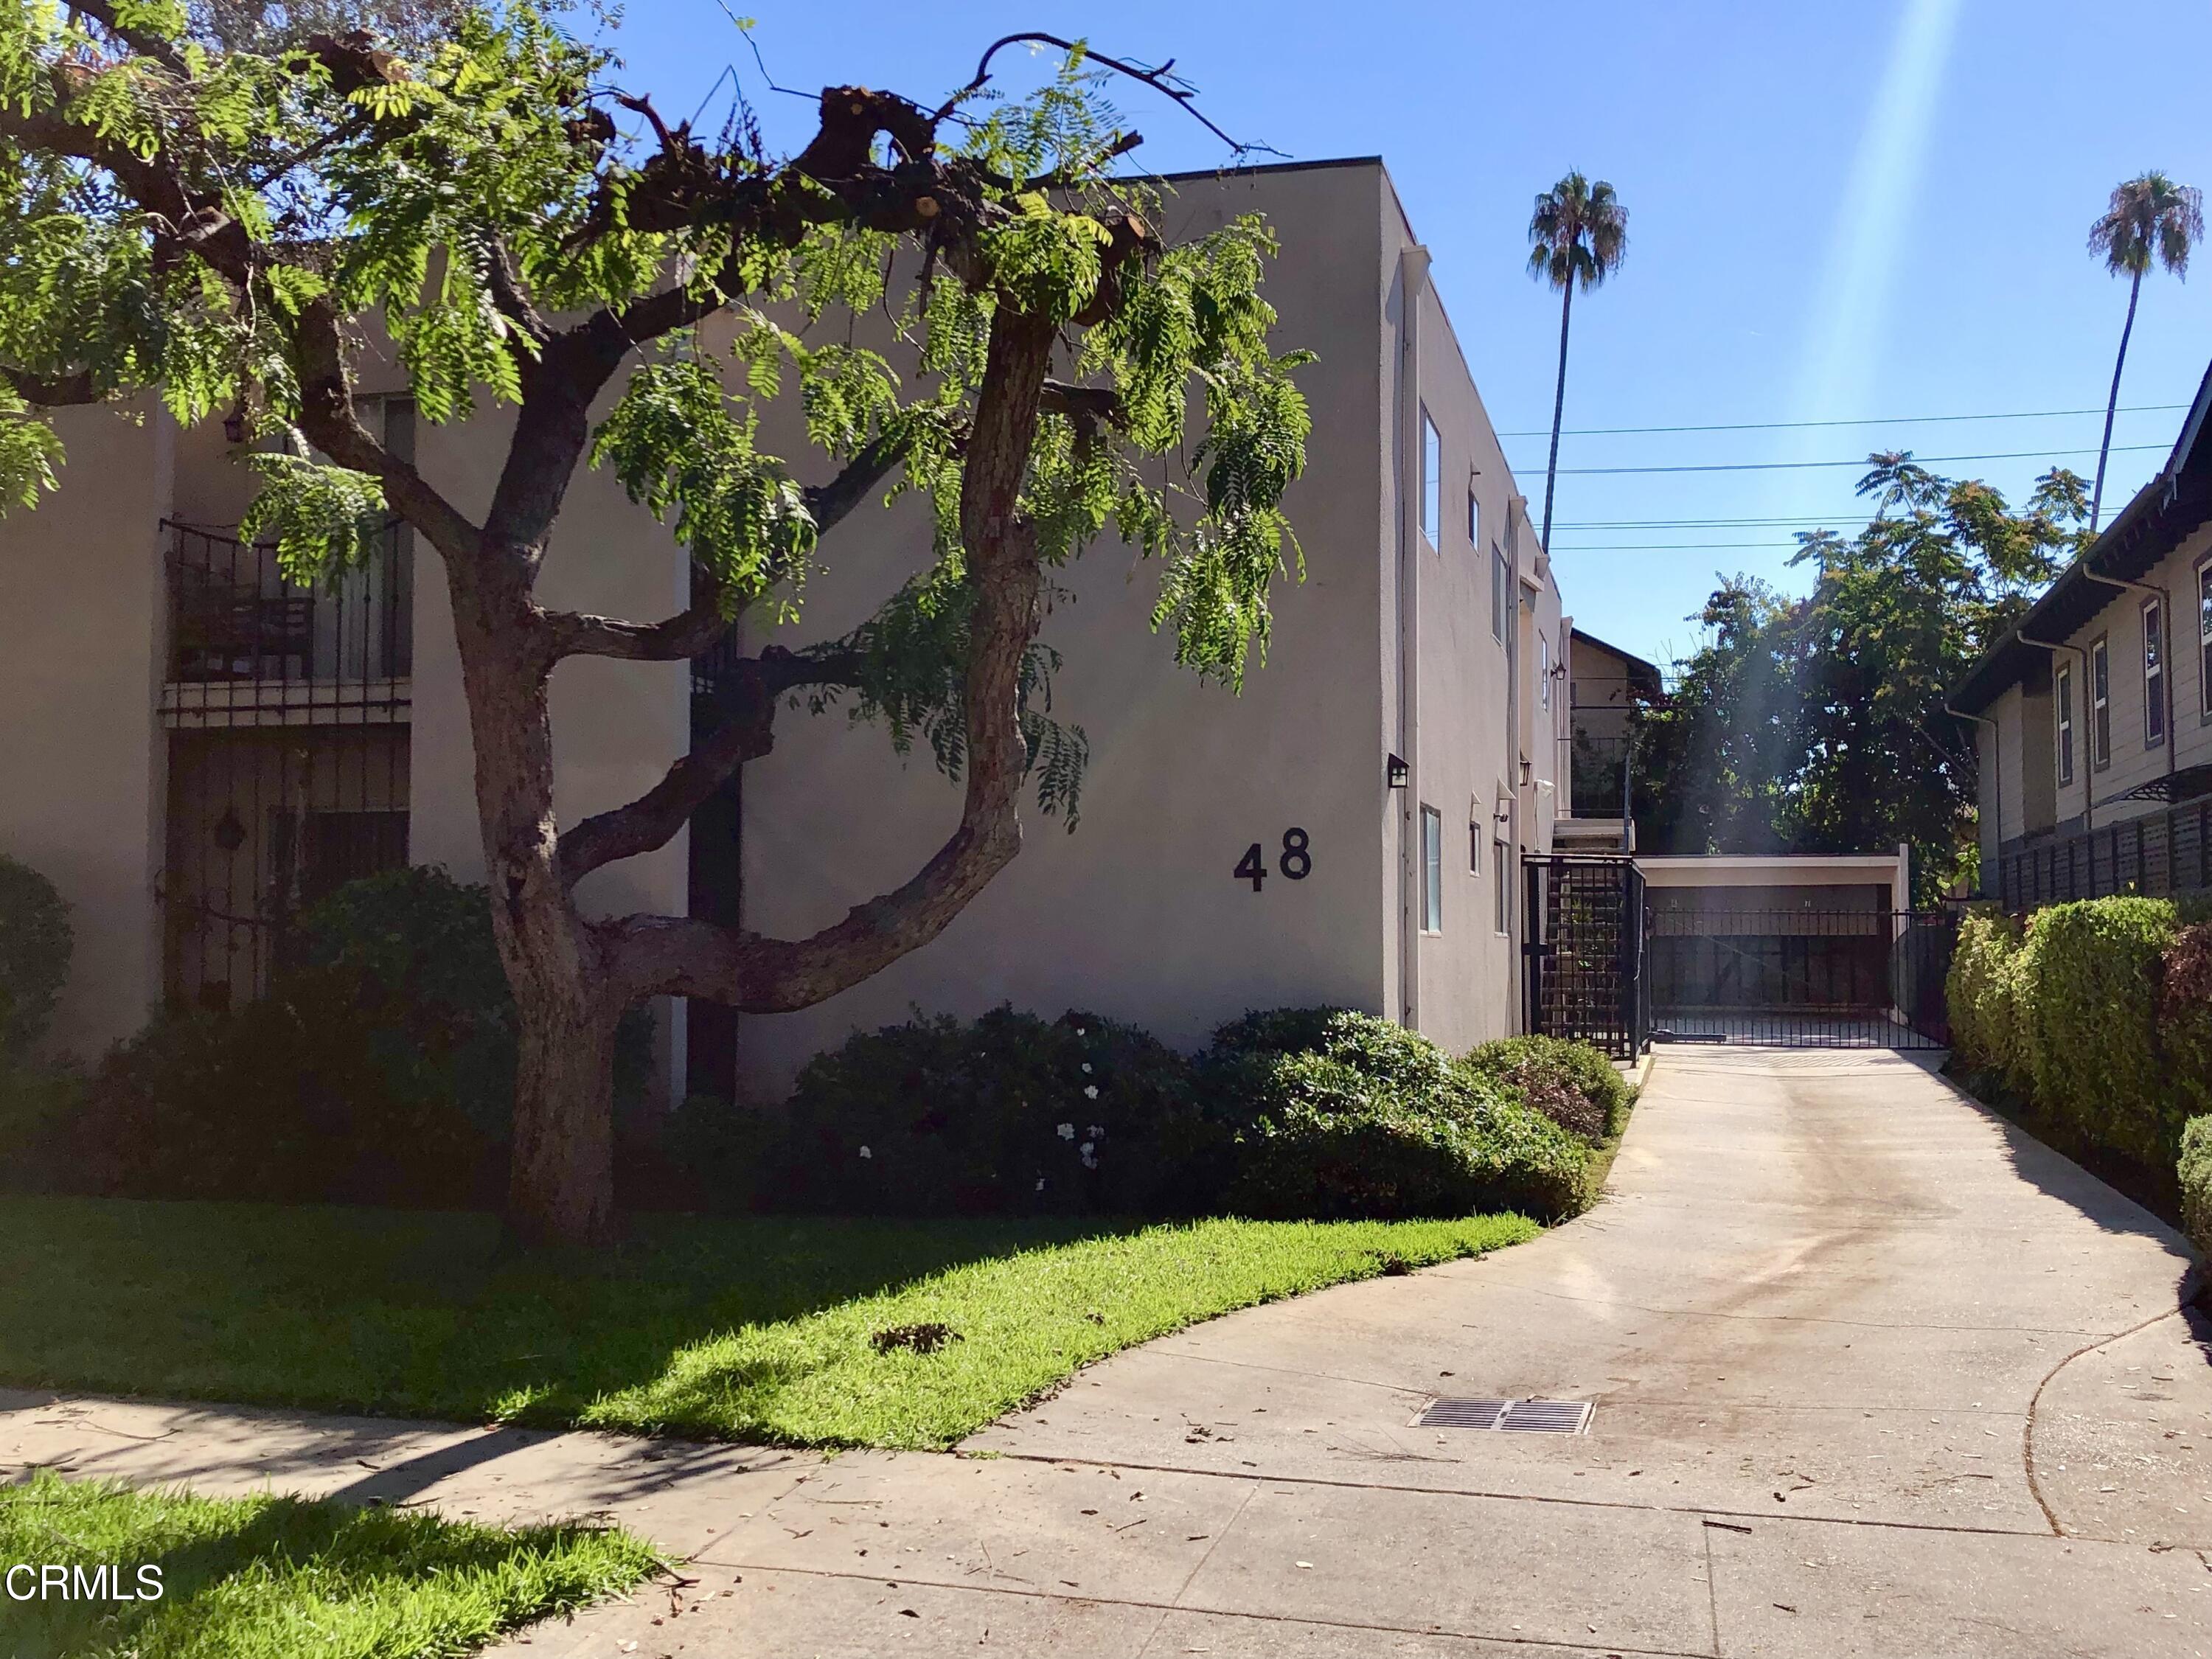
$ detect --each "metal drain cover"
[1416,1397,1593,1434]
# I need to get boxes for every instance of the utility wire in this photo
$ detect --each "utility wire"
[1495,401,2188,439]
[1543,442,2164,477]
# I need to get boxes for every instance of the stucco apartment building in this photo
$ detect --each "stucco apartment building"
[1951,358,2212,910]
[0,157,1576,1102]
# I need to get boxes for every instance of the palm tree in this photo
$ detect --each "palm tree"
[2087,172,2203,530]
[1527,172,1628,557]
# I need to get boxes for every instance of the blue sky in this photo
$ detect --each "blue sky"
[604,0,2212,668]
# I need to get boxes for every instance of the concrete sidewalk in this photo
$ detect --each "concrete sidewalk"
[7,1047,2211,1656]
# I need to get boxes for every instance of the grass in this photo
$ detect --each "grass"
[0,1470,658,1659]
[0,1199,1537,1449]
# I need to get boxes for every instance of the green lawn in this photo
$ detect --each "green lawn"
[0,1198,1536,1448]
[0,1470,658,1659]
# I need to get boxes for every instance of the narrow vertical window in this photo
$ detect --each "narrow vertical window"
[1493,837,1511,933]
[1469,800,1482,874]
[2199,561,2212,717]
[1467,487,1480,548]
[1420,805,1444,932]
[2090,636,2111,769]
[2143,597,2166,747]
[1491,546,1508,642]
[2055,664,2074,786]
[1539,633,1551,709]
[1419,408,1441,549]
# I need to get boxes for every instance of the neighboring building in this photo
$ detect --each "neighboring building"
[0,158,1573,1099]
[1556,627,1662,852]
[1949,361,2212,910]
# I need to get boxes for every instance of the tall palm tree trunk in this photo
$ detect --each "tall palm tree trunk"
[1540,281,1574,555]
[2090,266,2143,533]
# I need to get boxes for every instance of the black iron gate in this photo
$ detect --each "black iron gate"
[1645,907,1956,1049]
[1523,855,1649,1060]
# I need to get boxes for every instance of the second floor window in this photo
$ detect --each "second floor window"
[2055,663,2075,786]
[1540,633,1551,709]
[1491,546,1509,642]
[1420,806,1444,932]
[1419,408,1441,549]
[1467,488,1480,548]
[2200,560,2212,718]
[2143,598,2166,747]
[2090,636,2111,769]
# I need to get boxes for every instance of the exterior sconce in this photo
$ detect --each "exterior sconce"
[212,807,246,853]
[222,405,247,445]
[1387,754,1409,789]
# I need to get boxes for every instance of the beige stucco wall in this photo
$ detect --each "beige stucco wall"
[731,161,1403,1098]
[0,403,172,1057]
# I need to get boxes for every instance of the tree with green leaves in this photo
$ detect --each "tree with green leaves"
[0,7,1311,1245]
[1526,171,1626,557]
[1632,455,2088,899]
[2087,171,2202,530]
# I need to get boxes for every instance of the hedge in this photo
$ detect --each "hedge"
[1947,897,2211,1204]
[2183,1116,2212,1256]
[0,853,70,1059]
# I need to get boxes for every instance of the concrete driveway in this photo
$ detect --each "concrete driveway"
[534,1046,2212,1657]
[11,1048,2210,1655]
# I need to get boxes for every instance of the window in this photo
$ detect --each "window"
[1469,801,1483,875]
[2055,663,2075,786]
[2199,560,2212,718]
[1420,806,1444,932]
[2143,598,2166,747]
[2090,636,2111,770]
[1539,633,1551,709]
[1491,546,1509,641]
[1419,408,1441,549]
[1467,488,1480,548]
[1493,837,1511,933]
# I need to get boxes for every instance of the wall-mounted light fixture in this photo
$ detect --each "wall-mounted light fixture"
[1387,754,1409,790]
[212,807,246,853]
[222,403,248,445]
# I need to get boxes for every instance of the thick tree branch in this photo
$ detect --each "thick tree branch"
[535,425,911,665]
[71,0,189,78]
[601,306,1057,1009]
[555,645,863,887]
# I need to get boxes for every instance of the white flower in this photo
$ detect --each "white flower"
[1035,1178,1046,1192]
[1083,1085,1099,1100]
[1074,1026,1085,1036]
[1080,1062,1093,1074]
[1079,1144,1099,1169]
[1057,1122,1075,1140]
[1086,1124,1105,1140]
[858,1146,872,1160]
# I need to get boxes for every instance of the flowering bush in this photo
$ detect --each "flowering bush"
[768,1007,1211,1217]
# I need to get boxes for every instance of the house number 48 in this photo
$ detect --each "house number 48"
[1234,828,1312,891]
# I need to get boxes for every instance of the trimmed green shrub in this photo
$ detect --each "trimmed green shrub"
[2159,922,2212,1123]
[0,854,70,1059]
[1203,1010,1587,1221]
[771,1006,1214,1217]
[2181,1116,2212,1255]
[1465,1034,1631,1141]
[1944,908,2013,1076]
[58,866,650,1206]
[2020,898,2180,1169]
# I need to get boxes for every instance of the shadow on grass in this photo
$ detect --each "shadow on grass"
[0,1472,655,1659]
[0,1197,1138,1439]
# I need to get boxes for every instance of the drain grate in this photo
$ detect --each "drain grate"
[1416,1397,1593,1435]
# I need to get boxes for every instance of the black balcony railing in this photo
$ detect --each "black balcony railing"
[166,519,412,685]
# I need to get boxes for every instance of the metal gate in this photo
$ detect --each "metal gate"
[1646,907,1955,1049]
[1523,855,1649,1060]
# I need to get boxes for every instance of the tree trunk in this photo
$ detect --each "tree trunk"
[1540,281,1573,557]
[2090,267,2142,533]
[448,570,624,1248]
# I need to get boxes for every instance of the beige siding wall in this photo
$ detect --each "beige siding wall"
[0,404,172,1056]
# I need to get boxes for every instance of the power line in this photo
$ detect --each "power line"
[1495,401,2189,439]
[1549,542,1827,553]
[1556,515,1883,529]
[1545,442,2164,477]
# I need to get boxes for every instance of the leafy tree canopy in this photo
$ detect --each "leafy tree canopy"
[1632,454,2090,900]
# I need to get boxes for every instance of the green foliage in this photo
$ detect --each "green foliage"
[1947,897,2211,1183]
[235,450,389,582]
[764,1006,1214,1219]
[1465,1034,1630,1141]
[2180,1115,2212,1255]
[52,867,650,1203]
[1634,459,2090,900]
[0,1468,659,1659]
[1202,1010,1588,1222]
[0,850,70,1057]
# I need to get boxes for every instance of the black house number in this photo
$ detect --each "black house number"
[1235,828,1312,891]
